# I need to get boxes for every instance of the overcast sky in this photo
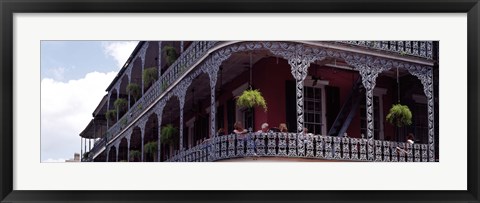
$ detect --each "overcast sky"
[41,41,139,162]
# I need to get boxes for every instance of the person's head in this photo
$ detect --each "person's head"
[279,123,288,132]
[407,133,415,141]
[234,121,243,130]
[217,128,225,135]
[261,123,269,132]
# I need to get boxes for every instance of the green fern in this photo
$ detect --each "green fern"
[161,124,178,145]
[236,89,267,111]
[105,109,117,122]
[142,67,158,88]
[126,83,140,102]
[144,141,157,156]
[386,104,412,127]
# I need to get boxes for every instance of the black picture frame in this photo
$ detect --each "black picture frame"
[1,0,479,202]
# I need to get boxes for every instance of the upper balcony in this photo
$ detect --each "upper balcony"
[83,40,436,161]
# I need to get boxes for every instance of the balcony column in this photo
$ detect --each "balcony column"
[106,146,110,162]
[126,135,131,162]
[115,84,120,121]
[344,55,390,161]
[140,43,148,96]
[265,43,325,134]
[80,138,83,159]
[115,143,120,162]
[127,66,132,111]
[407,65,435,161]
[138,118,148,162]
[158,41,162,78]
[84,137,87,155]
[180,41,184,53]
[202,59,222,138]
[155,101,166,162]
[174,80,191,151]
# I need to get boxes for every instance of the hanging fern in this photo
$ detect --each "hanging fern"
[161,124,178,145]
[386,104,412,127]
[163,45,178,66]
[129,150,141,162]
[236,89,267,111]
[142,67,158,88]
[114,98,128,113]
[105,109,117,122]
[144,141,157,156]
[126,83,141,102]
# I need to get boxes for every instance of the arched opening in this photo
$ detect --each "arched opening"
[129,127,142,162]
[143,113,159,162]
[107,89,118,125]
[160,97,180,161]
[131,58,143,104]
[143,42,160,93]
[118,137,128,162]
[108,145,117,162]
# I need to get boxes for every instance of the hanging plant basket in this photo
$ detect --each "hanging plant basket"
[163,45,178,67]
[161,124,178,145]
[114,98,128,114]
[386,104,412,127]
[144,141,158,157]
[129,150,141,162]
[142,67,158,89]
[126,83,141,102]
[236,89,267,112]
[105,109,117,122]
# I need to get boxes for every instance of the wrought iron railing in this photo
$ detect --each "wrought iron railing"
[89,40,433,160]
[166,132,430,162]
[337,41,433,60]
[88,41,220,159]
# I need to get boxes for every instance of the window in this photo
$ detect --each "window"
[303,85,326,135]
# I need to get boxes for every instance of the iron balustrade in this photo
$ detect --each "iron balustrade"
[89,40,434,160]
[337,41,433,60]
[165,132,431,162]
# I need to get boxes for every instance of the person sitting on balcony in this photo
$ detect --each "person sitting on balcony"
[256,123,271,133]
[233,121,248,136]
[217,128,226,136]
[279,123,288,133]
[406,133,415,144]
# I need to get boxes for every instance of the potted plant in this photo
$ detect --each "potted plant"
[161,124,178,158]
[386,104,412,127]
[163,45,178,66]
[142,67,158,90]
[236,89,267,112]
[105,109,117,122]
[126,83,141,103]
[129,150,141,162]
[144,141,158,162]
[114,98,128,116]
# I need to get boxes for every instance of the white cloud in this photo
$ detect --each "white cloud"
[41,71,117,162]
[50,67,65,81]
[102,41,139,69]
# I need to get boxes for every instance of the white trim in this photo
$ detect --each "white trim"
[303,79,328,136]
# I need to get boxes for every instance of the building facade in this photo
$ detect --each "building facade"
[79,41,439,162]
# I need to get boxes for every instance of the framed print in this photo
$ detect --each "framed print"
[1,0,479,202]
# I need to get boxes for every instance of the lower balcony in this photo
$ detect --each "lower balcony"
[164,132,428,162]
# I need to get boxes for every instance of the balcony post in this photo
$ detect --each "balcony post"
[137,118,148,162]
[174,80,191,151]
[343,55,390,161]
[80,138,83,159]
[115,143,119,162]
[155,101,166,162]
[180,41,184,53]
[106,146,110,162]
[126,135,131,162]
[265,43,325,134]
[406,65,435,161]
[140,42,148,96]
[158,41,162,78]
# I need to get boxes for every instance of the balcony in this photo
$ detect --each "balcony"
[166,132,430,162]
[87,40,435,161]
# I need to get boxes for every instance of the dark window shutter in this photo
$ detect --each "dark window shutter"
[325,86,341,133]
[227,98,235,134]
[285,80,297,132]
